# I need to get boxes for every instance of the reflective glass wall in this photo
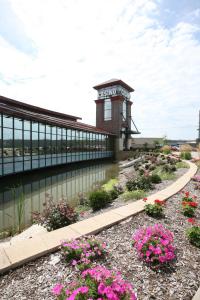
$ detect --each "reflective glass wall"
[0,113,114,177]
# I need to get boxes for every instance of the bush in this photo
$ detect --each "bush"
[32,200,78,231]
[109,188,119,200]
[150,174,162,184]
[132,224,175,268]
[187,226,200,248]
[180,151,192,160]
[89,190,111,211]
[61,236,107,270]
[162,164,176,173]
[161,145,171,154]
[122,190,147,201]
[126,176,153,192]
[52,266,137,300]
[182,205,196,217]
[145,199,165,218]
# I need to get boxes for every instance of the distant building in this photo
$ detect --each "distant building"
[131,137,163,149]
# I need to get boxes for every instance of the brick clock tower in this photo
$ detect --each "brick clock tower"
[93,79,140,155]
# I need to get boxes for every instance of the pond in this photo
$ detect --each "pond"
[0,161,118,235]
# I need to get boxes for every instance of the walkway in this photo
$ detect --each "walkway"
[0,161,197,275]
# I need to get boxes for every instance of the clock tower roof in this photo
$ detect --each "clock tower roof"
[93,79,134,92]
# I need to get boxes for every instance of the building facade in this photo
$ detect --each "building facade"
[0,79,139,177]
[0,96,114,177]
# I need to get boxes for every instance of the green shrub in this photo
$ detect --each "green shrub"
[126,176,153,192]
[150,174,162,184]
[109,188,119,200]
[182,206,195,217]
[187,226,200,248]
[122,190,146,201]
[32,201,78,231]
[180,152,192,160]
[89,190,111,211]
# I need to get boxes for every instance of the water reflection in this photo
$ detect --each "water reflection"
[0,162,118,233]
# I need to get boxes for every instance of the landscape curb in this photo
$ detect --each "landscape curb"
[0,160,198,278]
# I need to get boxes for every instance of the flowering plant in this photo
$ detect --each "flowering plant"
[181,191,197,202]
[181,194,198,217]
[52,266,137,299]
[192,175,200,182]
[61,236,107,270]
[144,199,165,218]
[132,224,176,267]
[186,220,200,248]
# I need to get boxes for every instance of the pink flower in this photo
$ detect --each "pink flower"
[52,284,63,296]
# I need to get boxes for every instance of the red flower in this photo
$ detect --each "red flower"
[143,197,148,202]
[185,191,189,197]
[189,202,198,207]
[154,199,164,205]
[187,218,196,225]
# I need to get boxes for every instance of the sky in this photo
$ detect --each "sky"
[0,0,200,140]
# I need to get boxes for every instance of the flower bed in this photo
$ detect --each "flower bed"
[0,163,199,300]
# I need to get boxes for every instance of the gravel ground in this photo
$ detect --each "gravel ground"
[0,168,199,300]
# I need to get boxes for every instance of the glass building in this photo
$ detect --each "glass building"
[0,96,114,177]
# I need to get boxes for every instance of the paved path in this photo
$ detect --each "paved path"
[0,160,197,275]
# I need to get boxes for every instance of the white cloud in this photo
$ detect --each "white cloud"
[0,0,200,139]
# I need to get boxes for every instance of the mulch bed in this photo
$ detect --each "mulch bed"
[0,169,199,300]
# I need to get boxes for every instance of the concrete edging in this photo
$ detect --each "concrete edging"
[0,160,198,276]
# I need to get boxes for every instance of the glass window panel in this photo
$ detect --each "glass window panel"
[57,127,61,135]
[32,160,39,169]
[32,131,39,156]
[52,126,57,135]
[3,163,14,174]
[24,120,30,131]
[14,118,23,130]
[46,133,51,154]
[46,125,51,134]
[104,99,112,121]
[123,100,127,120]
[39,132,45,155]
[62,128,66,137]
[14,161,23,172]
[39,158,45,167]
[3,127,13,157]
[24,161,31,170]
[24,131,31,156]
[32,122,38,132]
[39,123,45,133]
[67,129,71,137]
[3,115,13,128]
[14,129,23,159]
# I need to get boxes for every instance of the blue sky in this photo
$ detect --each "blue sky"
[0,0,200,140]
